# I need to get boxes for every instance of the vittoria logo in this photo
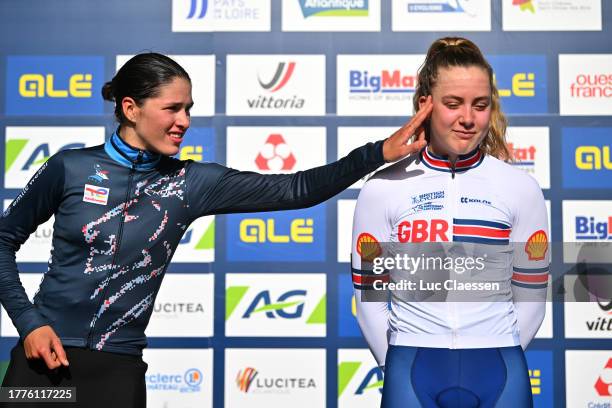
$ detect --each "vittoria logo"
[248,61,305,110]
[258,62,295,92]
[255,134,296,171]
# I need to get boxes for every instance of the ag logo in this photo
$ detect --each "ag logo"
[255,134,296,171]
[226,287,323,322]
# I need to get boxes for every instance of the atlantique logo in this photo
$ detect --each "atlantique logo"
[298,0,369,18]
[248,61,305,109]
[235,367,317,393]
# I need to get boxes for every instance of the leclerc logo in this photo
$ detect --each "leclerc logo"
[488,55,547,114]
[255,134,296,171]
[595,358,612,396]
[298,0,369,17]
[562,128,612,188]
[6,56,104,115]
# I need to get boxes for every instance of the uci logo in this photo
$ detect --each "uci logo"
[575,146,612,170]
[496,73,535,98]
[19,74,93,98]
[239,218,314,243]
[242,290,306,319]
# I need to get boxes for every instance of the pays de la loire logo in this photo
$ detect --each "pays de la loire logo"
[255,134,296,171]
[594,358,612,396]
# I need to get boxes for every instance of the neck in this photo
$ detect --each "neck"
[118,126,148,152]
[428,142,458,164]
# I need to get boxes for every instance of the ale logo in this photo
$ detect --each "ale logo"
[338,361,383,398]
[226,286,325,322]
[254,134,296,171]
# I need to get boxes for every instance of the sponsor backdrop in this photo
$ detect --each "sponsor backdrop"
[0,1,611,407]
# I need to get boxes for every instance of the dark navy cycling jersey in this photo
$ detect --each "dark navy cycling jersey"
[0,132,385,355]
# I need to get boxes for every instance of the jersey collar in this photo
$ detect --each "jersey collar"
[420,147,484,173]
[105,130,161,171]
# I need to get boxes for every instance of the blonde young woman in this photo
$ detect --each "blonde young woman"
[352,38,548,407]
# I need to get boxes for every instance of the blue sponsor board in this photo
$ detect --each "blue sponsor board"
[487,55,547,114]
[174,127,215,162]
[6,56,104,115]
[338,273,362,337]
[562,127,612,188]
[525,351,553,408]
[226,204,325,261]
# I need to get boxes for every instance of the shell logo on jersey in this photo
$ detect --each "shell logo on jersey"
[356,233,381,262]
[525,230,548,261]
[397,219,449,243]
[82,184,109,205]
[255,134,296,171]
[594,358,612,396]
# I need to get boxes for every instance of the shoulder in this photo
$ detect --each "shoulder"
[483,155,542,193]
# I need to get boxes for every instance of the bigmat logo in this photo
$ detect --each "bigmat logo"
[172,128,215,262]
[503,0,602,31]
[506,127,550,189]
[566,351,612,407]
[337,55,424,116]
[172,0,270,32]
[117,55,215,117]
[562,128,612,188]
[524,351,553,408]
[4,127,105,189]
[226,55,325,116]
[559,55,612,116]
[1,273,43,337]
[143,348,212,408]
[282,0,381,32]
[338,349,383,408]
[3,199,53,263]
[6,56,104,116]
[337,273,363,337]
[562,200,612,263]
[487,55,547,114]
[227,206,326,261]
[225,273,326,337]
[392,0,491,32]
[145,274,214,337]
[338,127,395,189]
[225,348,325,407]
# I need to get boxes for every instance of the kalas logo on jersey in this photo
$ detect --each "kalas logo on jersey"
[248,62,305,110]
[594,358,612,397]
[349,69,416,94]
[255,134,296,171]
[407,0,478,16]
[513,0,534,13]
[298,0,368,18]
[235,367,316,393]
[488,56,547,114]
[6,56,104,115]
[338,362,383,397]
[575,216,612,240]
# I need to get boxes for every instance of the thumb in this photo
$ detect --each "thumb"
[51,336,69,366]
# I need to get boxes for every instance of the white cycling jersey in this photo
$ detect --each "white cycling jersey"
[351,148,549,367]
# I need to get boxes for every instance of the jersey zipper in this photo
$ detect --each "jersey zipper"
[87,150,144,349]
[448,162,458,348]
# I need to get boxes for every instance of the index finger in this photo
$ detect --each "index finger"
[401,96,433,134]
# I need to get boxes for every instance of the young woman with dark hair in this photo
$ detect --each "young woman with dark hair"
[0,52,432,407]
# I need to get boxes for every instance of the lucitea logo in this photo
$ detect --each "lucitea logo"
[6,56,104,115]
[4,127,105,189]
[298,0,369,17]
[225,273,326,337]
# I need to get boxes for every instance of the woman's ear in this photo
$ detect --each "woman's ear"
[121,97,138,123]
[418,95,429,111]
